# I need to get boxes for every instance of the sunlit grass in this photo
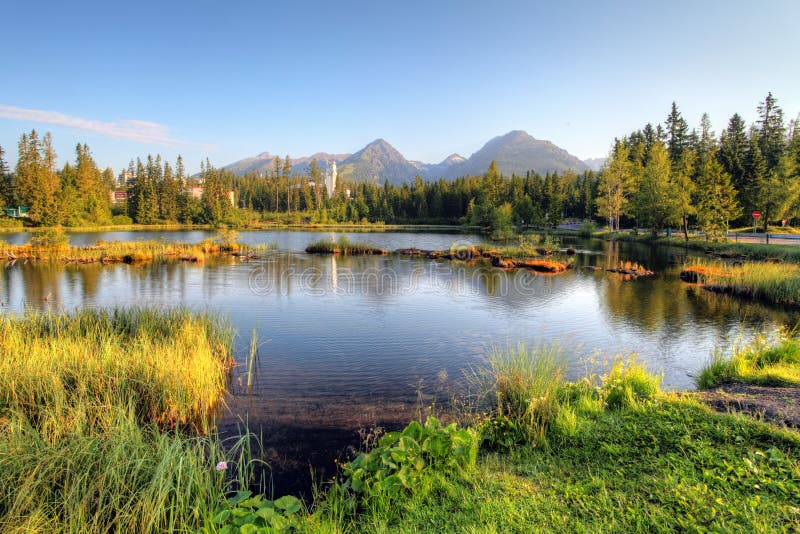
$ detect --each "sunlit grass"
[0,308,255,533]
[681,260,800,306]
[0,308,234,432]
[697,334,800,388]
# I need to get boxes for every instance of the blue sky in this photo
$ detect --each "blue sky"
[1,0,798,174]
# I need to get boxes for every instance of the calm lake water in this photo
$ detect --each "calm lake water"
[2,229,797,495]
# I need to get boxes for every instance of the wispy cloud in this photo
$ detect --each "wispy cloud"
[0,104,212,149]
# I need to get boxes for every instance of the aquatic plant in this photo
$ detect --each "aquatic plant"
[305,235,387,255]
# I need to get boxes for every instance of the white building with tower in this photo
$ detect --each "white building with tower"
[325,161,337,198]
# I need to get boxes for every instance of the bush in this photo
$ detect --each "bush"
[578,221,596,237]
[111,214,134,225]
[29,226,69,247]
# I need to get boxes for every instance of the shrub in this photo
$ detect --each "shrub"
[29,226,69,247]
[578,221,596,237]
[111,214,134,225]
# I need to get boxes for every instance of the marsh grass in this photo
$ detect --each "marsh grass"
[682,260,800,306]
[697,335,800,388]
[0,238,266,264]
[0,308,253,533]
[470,344,565,447]
[0,308,234,432]
[305,235,388,255]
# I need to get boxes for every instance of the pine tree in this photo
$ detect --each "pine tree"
[631,142,679,234]
[718,113,749,216]
[0,144,12,208]
[744,133,768,220]
[665,102,690,165]
[283,155,292,213]
[757,92,786,171]
[16,130,61,225]
[673,147,697,241]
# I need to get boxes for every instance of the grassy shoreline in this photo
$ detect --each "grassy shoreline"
[2,309,798,532]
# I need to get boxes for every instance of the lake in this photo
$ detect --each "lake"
[1,229,797,496]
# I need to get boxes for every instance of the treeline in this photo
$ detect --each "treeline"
[234,161,598,229]
[0,93,796,235]
[0,132,239,226]
[598,93,800,239]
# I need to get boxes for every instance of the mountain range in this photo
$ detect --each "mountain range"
[222,130,603,185]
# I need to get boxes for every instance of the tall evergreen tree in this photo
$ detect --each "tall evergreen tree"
[718,113,749,216]
[631,141,679,234]
[697,156,741,241]
[673,147,697,241]
[665,102,690,165]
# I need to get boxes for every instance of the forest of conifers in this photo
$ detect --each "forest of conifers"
[0,93,797,236]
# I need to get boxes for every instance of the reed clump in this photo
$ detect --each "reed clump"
[305,235,388,255]
[0,308,233,431]
[680,260,800,306]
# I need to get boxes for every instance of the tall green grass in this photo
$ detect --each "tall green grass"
[471,344,565,447]
[683,260,800,306]
[0,308,246,533]
[697,335,800,388]
[0,406,252,533]
[0,308,233,432]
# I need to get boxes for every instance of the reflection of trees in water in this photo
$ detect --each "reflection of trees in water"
[600,272,799,336]
[684,285,800,329]
[17,263,64,307]
[600,275,693,333]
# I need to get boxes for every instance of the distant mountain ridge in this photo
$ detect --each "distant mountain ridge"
[222,131,592,184]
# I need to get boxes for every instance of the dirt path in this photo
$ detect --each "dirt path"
[698,383,800,428]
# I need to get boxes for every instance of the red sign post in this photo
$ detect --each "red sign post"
[752,211,761,235]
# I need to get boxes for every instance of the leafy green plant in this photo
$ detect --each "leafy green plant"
[341,417,478,503]
[202,491,302,534]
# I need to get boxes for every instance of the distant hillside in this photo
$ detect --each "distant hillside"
[223,151,350,176]
[337,139,421,184]
[222,131,590,184]
[583,157,607,172]
[439,131,589,179]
